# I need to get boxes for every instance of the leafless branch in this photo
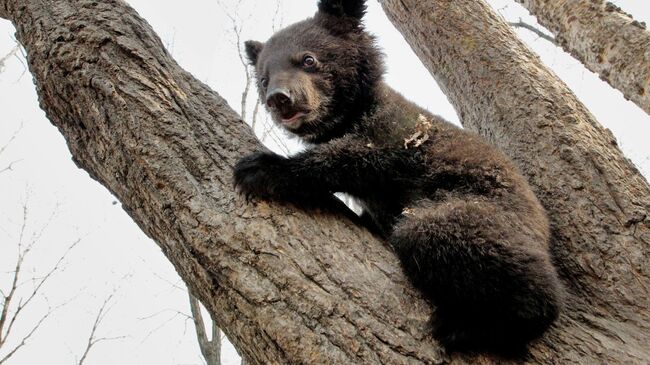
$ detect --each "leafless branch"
[164,28,177,56]
[217,0,253,122]
[0,122,23,157]
[0,122,24,175]
[0,160,22,175]
[271,0,284,32]
[0,39,27,80]
[0,307,51,364]
[13,42,27,81]
[189,293,221,365]
[215,0,289,154]
[136,308,192,322]
[1,237,80,348]
[138,309,192,345]
[0,43,20,74]
[0,291,74,364]
[77,294,126,365]
[261,116,291,156]
[0,200,79,361]
[1,202,33,348]
[509,18,556,44]
[250,96,261,130]
[150,271,187,293]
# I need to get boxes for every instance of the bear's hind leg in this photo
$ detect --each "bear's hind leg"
[389,199,561,355]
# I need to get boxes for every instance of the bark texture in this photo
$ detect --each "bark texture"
[380,0,650,363]
[515,0,650,115]
[0,1,442,364]
[2,0,650,364]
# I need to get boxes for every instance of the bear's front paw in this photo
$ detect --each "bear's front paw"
[233,151,290,202]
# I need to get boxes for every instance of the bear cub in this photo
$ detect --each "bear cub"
[234,0,561,355]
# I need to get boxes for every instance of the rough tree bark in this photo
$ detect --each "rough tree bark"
[380,0,650,363]
[514,0,650,115]
[1,0,649,364]
[0,1,440,364]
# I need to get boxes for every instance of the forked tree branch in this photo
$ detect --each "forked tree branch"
[189,293,221,365]
[78,294,125,365]
[1,0,649,364]
[0,1,437,363]
[0,199,78,364]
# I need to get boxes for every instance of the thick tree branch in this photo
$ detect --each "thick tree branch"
[514,0,650,115]
[381,0,650,363]
[4,0,650,363]
[0,0,441,364]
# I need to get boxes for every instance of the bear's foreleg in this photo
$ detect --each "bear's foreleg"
[233,138,420,207]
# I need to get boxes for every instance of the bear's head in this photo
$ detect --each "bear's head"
[245,0,384,143]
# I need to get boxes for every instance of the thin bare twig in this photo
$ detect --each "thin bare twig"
[136,308,192,322]
[1,238,80,348]
[0,160,22,175]
[0,200,79,363]
[0,39,27,80]
[217,0,253,121]
[0,307,53,364]
[78,294,126,365]
[0,43,20,74]
[13,42,27,81]
[250,96,261,130]
[138,309,192,344]
[0,122,23,157]
[261,116,291,156]
[150,271,187,293]
[216,0,290,154]
[271,0,284,32]
[0,122,24,175]
[509,18,556,44]
[0,286,75,364]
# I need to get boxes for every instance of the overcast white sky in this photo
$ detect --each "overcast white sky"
[0,1,648,364]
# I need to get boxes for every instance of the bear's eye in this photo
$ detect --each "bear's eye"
[302,55,316,67]
[260,78,269,88]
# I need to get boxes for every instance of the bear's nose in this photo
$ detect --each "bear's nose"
[266,88,293,109]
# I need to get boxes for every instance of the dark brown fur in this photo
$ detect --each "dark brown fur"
[234,0,561,355]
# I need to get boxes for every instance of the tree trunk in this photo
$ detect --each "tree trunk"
[0,1,441,364]
[2,0,650,364]
[380,0,650,363]
[514,0,650,115]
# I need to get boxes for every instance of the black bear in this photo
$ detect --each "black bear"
[234,0,561,355]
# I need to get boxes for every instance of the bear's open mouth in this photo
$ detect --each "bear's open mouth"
[281,111,304,121]
[280,110,309,128]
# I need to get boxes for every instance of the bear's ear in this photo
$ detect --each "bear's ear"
[244,40,264,66]
[317,0,366,21]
